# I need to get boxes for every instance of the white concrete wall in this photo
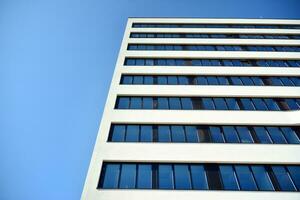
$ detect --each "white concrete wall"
[81,18,300,200]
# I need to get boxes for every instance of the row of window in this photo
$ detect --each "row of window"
[116,97,300,111]
[132,23,300,29]
[124,58,300,67]
[109,124,300,144]
[121,75,300,87]
[130,33,300,39]
[99,162,300,191]
[128,44,300,52]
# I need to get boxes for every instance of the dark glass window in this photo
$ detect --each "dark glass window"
[252,98,268,110]
[158,126,171,142]
[219,165,240,190]
[266,127,287,144]
[171,126,185,142]
[210,126,224,143]
[190,165,208,189]
[169,98,182,110]
[280,127,300,144]
[251,166,274,191]
[253,127,273,144]
[158,164,174,189]
[202,98,215,109]
[174,165,192,189]
[140,125,153,142]
[143,97,153,109]
[235,165,258,191]
[225,98,240,110]
[130,97,142,109]
[213,98,228,110]
[223,126,240,143]
[181,98,193,110]
[271,166,297,191]
[287,166,300,190]
[185,126,198,143]
[117,97,130,109]
[240,98,256,110]
[119,164,136,189]
[236,126,254,143]
[122,76,133,84]
[101,164,120,188]
[137,164,152,189]
[157,98,169,109]
[126,125,139,142]
[111,125,126,142]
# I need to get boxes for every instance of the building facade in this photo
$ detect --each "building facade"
[82,18,300,200]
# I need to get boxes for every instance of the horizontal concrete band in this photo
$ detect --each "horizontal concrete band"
[115,85,300,98]
[88,190,300,200]
[128,38,300,46]
[98,143,300,164]
[120,66,300,76]
[110,110,300,126]
[125,51,300,60]
[130,28,300,34]
[129,18,300,25]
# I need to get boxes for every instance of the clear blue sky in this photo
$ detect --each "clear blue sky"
[1,0,299,199]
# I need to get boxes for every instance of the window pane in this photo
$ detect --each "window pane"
[219,165,240,190]
[119,164,136,189]
[207,76,219,85]
[209,126,224,143]
[253,127,272,144]
[174,165,192,189]
[168,76,178,85]
[169,98,181,110]
[217,77,229,85]
[240,98,255,110]
[190,165,208,189]
[285,99,300,110]
[236,126,254,143]
[157,76,167,84]
[171,126,185,142]
[130,97,142,109]
[225,98,240,110]
[140,125,153,142]
[101,164,120,188]
[213,98,228,110]
[287,166,300,190]
[181,97,193,110]
[137,164,152,189]
[264,98,280,111]
[158,126,171,142]
[111,125,126,142]
[202,98,215,109]
[144,76,154,84]
[252,98,268,110]
[185,126,198,143]
[196,77,208,85]
[143,97,153,109]
[133,76,143,84]
[223,126,240,143]
[235,165,258,191]
[117,97,129,109]
[205,165,223,190]
[271,166,297,191]
[251,77,264,86]
[158,164,174,189]
[266,127,287,144]
[178,76,189,85]
[158,98,169,109]
[122,76,133,84]
[280,127,300,144]
[230,77,243,85]
[125,125,139,142]
[251,166,274,191]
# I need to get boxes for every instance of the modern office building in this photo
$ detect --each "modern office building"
[82,18,300,200]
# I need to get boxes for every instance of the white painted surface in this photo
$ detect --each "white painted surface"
[81,18,300,200]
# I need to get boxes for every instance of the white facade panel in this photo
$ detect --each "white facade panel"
[82,18,300,200]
